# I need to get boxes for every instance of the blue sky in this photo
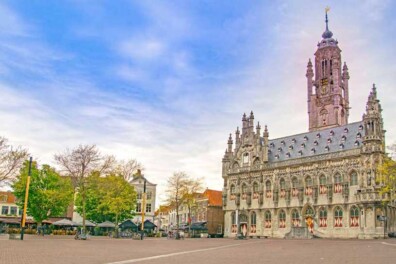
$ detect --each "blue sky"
[0,0,395,203]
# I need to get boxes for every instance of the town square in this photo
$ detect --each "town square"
[0,1,396,264]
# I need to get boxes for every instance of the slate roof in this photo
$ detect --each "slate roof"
[267,121,365,163]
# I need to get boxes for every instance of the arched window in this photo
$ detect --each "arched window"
[305,206,314,216]
[305,176,313,195]
[231,212,237,233]
[279,210,286,228]
[319,175,327,194]
[266,180,272,198]
[241,183,248,200]
[265,211,271,228]
[292,209,300,227]
[305,176,313,186]
[350,171,358,186]
[334,173,343,193]
[319,207,327,227]
[253,182,259,193]
[292,177,299,197]
[350,206,359,227]
[280,178,286,198]
[280,178,286,189]
[230,184,236,200]
[334,173,342,183]
[252,182,259,199]
[242,184,247,194]
[233,162,239,169]
[334,207,343,227]
[320,109,328,125]
[250,212,257,233]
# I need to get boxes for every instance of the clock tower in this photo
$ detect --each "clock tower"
[307,9,350,131]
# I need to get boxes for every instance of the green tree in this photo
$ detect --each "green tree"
[75,173,136,228]
[54,144,114,233]
[13,161,74,225]
[378,144,396,203]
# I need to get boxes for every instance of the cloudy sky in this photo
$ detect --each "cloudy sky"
[0,0,395,203]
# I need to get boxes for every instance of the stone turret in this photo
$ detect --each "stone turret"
[362,84,385,152]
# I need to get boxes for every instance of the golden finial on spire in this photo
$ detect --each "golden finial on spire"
[325,6,330,13]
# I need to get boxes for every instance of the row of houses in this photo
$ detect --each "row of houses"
[154,189,224,237]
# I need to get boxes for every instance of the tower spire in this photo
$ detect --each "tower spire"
[325,6,330,31]
[322,7,333,39]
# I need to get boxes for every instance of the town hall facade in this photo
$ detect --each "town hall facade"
[221,12,395,239]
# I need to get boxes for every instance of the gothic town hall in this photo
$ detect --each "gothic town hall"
[221,13,395,239]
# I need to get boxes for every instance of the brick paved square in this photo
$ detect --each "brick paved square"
[1,235,396,264]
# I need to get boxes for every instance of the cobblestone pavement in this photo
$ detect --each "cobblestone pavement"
[1,235,396,264]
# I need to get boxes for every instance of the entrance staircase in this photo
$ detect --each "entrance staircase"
[285,227,314,239]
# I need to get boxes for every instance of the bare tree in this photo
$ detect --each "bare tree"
[0,136,28,186]
[113,159,144,182]
[165,171,189,231]
[183,177,204,230]
[54,144,115,232]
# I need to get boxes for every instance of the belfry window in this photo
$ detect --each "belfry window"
[330,59,333,75]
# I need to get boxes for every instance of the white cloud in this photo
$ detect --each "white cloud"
[0,1,395,206]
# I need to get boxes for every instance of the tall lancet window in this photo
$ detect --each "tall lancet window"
[320,109,328,125]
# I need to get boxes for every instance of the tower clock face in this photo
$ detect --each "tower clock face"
[320,78,329,95]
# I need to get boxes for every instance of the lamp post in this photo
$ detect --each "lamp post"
[140,179,146,240]
[20,157,32,241]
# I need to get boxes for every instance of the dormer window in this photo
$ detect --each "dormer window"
[304,136,308,141]
[339,143,344,149]
[344,128,349,133]
[314,140,319,146]
[341,135,346,142]
[354,140,360,146]
[325,146,330,152]
[311,148,316,154]
[301,143,305,148]
[278,147,282,152]
[359,125,363,130]
[356,133,362,139]
[281,140,285,146]
[298,150,303,156]
[330,130,334,136]
[289,145,294,150]
[327,138,332,144]
[292,138,296,144]
[316,133,321,138]
[286,152,291,158]
[275,154,279,160]
[268,149,272,154]
[270,142,275,148]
